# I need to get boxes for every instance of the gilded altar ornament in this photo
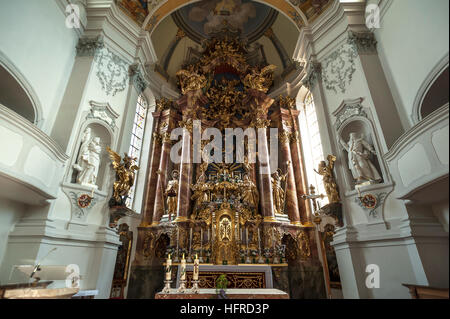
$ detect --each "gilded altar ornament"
[278,95,296,109]
[272,169,288,215]
[297,231,311,259]
[165,170,179,222]
[156,97,173,112]
[314,155,341,203]
[241,174,259,208]
[243,64,277,93]
[107,147,140,205]
[176,66,207,95]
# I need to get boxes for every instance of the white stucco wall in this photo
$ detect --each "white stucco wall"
[375,0,449,127]
[0,0,78,134]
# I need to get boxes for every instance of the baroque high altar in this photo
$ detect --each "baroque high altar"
[128,36,326,299]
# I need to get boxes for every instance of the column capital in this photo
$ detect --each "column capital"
[76,35,104,57]
[348,30,378,54]
[129,63,149,93]
[303,61,322,90]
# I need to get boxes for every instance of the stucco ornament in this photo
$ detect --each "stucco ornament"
[339,133,381,184]
[95,47,129,96]
[321,43,358,94]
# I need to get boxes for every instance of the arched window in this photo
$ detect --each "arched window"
[298,92,329,208]
[126,94,149,208]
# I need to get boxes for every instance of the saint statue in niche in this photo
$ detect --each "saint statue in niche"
[74,128,102,188]
[78,137,102,187]
[340,133,382,184]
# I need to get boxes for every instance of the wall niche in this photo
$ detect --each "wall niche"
[333,98,390,195]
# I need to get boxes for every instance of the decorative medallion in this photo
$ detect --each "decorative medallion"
[69,191,98,220]
[355,192,387,219]
[77,194,93,209]
[360,194,377,210]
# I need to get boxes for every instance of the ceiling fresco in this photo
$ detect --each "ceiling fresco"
[117,0,332,30]
[172,0,279,44]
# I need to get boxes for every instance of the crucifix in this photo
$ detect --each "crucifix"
[300,185,325,213]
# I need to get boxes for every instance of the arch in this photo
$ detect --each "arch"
[68,118,116,192]
[336,115,389,192]
[412,54,449,124]
[0,50,43,127]
[143,0,307,35]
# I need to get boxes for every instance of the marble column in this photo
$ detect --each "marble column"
[175,123,193,222]
[280,130,301,225]
[141,111,162,226]
[290,114,311,225]
[256,125,276,222]
[152,108,178,225]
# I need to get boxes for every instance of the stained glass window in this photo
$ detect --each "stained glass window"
[126,94,148,208]
[298,92,329,208]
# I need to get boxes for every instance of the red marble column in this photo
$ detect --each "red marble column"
[290,110,311,224]
[152,133,173,225]
[280,131,301,225]
[257,126,276,222]
[176,125,193,221]
[141,111,162,226]
[152,109,178,225]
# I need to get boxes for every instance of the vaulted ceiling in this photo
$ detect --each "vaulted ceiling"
[118,0,332,84]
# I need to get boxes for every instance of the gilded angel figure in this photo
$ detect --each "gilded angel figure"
[107,147,140,205]
[314,155,341,203]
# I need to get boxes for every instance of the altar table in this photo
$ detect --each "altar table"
[155,289,289,299]
[176,264,276,289]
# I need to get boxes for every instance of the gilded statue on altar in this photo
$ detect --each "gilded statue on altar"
[272,169,288,215]
[314,155,341,203]
[164,170,179,221]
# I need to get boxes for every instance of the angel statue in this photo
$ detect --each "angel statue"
[107,147,140,206]
[314,155,341,203]
[339,133,382,184]
[243,65,277,93]
[272,169,288,215]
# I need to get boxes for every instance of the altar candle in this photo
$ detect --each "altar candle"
[200,228,203,253]
[189,228,193,255]
[193,255,200,281]
[180,254,186,281]
[258,229,261,251]
[272,228,275,248]
[246,227,249,251]
[165,254,172,281]
[176,228,179,255]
